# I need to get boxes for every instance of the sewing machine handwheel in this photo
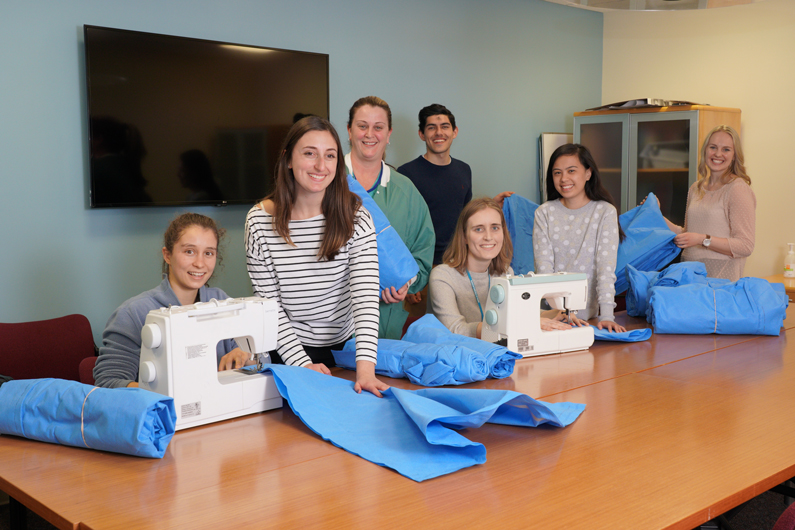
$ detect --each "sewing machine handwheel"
[485,309,498,326]
[141,324,162,349]
[140,361,156,384]
[489,285,505,304]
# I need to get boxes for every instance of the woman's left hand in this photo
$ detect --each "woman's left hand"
[355,360,390,397]
[597,320,627,333]
[217,347,254,371]
[674,232,704,249]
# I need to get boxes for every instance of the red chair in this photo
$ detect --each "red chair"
[0,314,97,383]
[774,502,795,530]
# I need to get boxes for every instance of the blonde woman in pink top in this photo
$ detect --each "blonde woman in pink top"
[656,125,755,281]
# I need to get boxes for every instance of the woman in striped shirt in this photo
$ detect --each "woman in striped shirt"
[245,116,388,396]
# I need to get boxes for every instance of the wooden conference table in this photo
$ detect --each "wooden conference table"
[1,305,794,529]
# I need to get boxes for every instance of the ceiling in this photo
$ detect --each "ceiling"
[540,0,764,11]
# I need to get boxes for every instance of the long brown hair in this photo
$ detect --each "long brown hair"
[161,213,225,282]
[695,125,751,198]
[443,197,513,276]
[265,116,361,261]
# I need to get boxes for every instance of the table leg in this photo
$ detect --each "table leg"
[9,497,27,530]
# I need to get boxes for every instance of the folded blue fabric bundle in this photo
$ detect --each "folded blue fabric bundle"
[0,378,176,458]
[648,278,788,335]
[625,265,658,317]
[265,364,585,481]
[403,315,522,378]
[333,338,489,386]
[625,262,713,317]
[347,175,419,292]
[503,194,539,275]
[615,193,681,294]
[592,327,652,342]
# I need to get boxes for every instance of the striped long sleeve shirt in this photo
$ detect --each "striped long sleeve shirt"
[245,205,380,367]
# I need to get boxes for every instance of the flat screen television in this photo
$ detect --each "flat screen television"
[84,25,329,208]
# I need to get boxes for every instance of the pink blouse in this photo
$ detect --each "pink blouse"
[681,178,756,281]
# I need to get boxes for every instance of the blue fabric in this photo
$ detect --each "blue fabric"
[648,278,788,335]
[333,338,489,386]
[615,193,681,294]
[264,364,585,482]
[403,315,523,379]
[625,265,659,317]
[503,194,540,274]
[347,175,419,292]
[0,379,176,458]
[592,327,652,342]
[625,262,712,317]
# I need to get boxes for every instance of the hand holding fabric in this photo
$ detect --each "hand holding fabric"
[382,282,410,304]
[306,363,331,375]
[674,232,704,249]
[355,360,390,397]
[597,320,627,333]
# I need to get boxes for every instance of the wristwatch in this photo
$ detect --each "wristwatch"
[702,234,712,248]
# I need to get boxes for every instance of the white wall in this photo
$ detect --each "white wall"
[602,0,795,277]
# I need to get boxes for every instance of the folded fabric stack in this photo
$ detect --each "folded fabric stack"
[503,193,540,275]
[614,193,681,294]
[266,364,585,481]
[347,175,419,292]
[647,277,788,335]
[0,378,176,458]
[334,315,521,385]
[625,262,725,317]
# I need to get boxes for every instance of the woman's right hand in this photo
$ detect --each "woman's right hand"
[381,282,409,304]
[540,318,573,331]
[305,363,331,375]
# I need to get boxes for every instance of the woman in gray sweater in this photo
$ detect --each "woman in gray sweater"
[428,198,571,338]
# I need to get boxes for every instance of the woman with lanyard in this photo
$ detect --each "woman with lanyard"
[428,197,571,338]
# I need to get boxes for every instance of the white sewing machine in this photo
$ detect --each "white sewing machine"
[138,296,282,431]
[481,272,594,357]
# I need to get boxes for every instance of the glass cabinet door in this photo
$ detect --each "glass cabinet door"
[574,114,629,213]
[629,112,698,227]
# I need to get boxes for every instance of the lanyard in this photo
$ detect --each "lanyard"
[466,270,490,321]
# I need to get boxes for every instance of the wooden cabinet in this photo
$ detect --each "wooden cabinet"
[573,105,741,226]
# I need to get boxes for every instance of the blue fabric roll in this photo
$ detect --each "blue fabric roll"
[648,278,788,335]
[503,194,540,274]
[403,315,523,379]
[333,338,489,386]
[615,193,681,294]
[347,175,419,292]
[592,327,652,342]
[265,364,585,482]
[0,379,176,458]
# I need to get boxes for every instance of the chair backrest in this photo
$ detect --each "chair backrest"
[0,314,97,382]
[774,502,795,530]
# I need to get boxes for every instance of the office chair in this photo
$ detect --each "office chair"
[0,314,98,383]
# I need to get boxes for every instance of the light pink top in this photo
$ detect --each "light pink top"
[680,178,756,281]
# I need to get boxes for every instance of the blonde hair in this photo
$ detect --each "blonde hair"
[443,197,513,275]
[696,125,751,198]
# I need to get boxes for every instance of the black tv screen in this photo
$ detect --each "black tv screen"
[84,25,329,208]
